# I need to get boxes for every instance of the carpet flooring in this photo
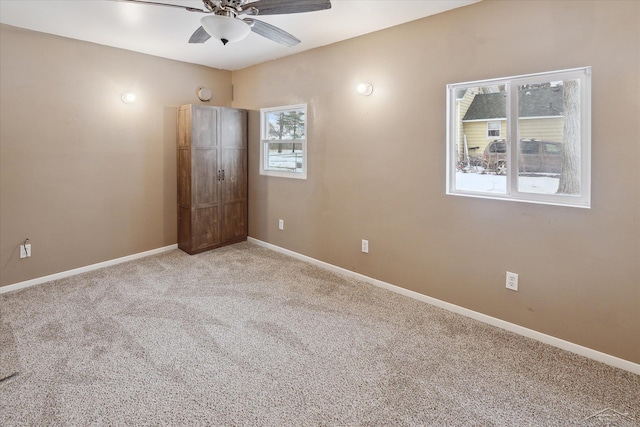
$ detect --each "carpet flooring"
[1,242,638,426]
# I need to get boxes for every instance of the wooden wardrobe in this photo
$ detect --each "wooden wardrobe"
[177,105,248,254]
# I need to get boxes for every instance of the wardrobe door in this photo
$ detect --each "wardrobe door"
[220,108,248,243]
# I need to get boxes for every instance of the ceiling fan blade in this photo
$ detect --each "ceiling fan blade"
[189,26,212,43]
[113,0,207,13]
[241,0,331,16]
[244,18,300,47]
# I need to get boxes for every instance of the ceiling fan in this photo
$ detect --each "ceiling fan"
[116,0,332,46]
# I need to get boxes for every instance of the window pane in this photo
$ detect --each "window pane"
[266,142,304,172]
[266,109,306,140]
[517,80,580,196]
[487,121,501,137]
[454,84,507,194]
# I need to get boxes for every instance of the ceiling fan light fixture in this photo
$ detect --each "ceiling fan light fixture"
[200,15,251,45]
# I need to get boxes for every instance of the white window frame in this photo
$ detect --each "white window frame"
[487,121,501,138]
[260,103,307,179]
[446,67,591,208]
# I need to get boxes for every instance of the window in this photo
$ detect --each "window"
[447,67,591,208]
[260,104,307,179]
[487,121,501,138]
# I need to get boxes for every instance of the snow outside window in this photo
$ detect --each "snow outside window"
[260,104,307,179]
[446,67,591,208]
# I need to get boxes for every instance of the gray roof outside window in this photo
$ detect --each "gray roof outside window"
[462,86,564,121]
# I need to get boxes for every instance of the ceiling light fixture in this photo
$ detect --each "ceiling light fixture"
[356,83,374,96]
[200,15,251,46]
[121,92,136,103]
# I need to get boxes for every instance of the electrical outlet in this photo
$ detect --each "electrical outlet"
[20,243,32,259]
[278,219,284,230]
[361,239,369,253]
[506,271,518,291]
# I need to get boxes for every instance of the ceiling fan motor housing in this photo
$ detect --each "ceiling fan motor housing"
[211,0,247,15]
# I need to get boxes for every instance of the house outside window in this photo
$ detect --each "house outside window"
[260,104,307,179]
[447,67,591,208]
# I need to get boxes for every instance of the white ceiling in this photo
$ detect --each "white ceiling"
[0,0,479,71]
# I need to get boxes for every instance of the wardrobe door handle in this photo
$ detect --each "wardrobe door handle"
[222,170,225,181]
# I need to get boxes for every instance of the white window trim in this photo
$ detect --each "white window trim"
[260,103,307,180]
[446,66,591,208]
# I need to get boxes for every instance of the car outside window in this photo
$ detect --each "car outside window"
[544,142,562,155]
[521,140,539,154]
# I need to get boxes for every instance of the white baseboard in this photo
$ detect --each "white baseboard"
[0,244,178,295]
[247,237,640,375]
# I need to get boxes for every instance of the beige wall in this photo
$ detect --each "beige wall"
[0,24,232,286]
[232,0,640,363]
